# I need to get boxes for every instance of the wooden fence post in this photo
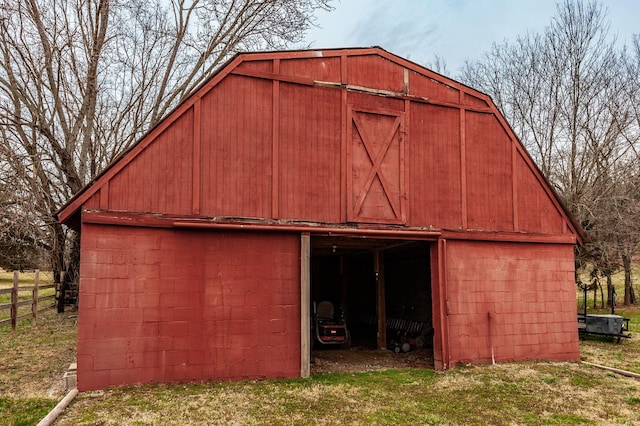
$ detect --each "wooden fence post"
[56,271,66,313]
[11,271,18,333]
[32,269,39,325]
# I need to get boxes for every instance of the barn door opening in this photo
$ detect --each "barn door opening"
[347,106,405,224]
[307,236,434,371]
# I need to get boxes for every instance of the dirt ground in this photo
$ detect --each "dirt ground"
[310,346,434,374]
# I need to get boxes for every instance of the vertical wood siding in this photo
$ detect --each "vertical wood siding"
[75,51,576,238]
[464,94,490,109]
[409,103,462,228]
[514,152,565,233]
[84,192,100,210]
[108,108,194,215]
[279,57,341,82]
[409,70,460,104]
[347,91,405,112]
[200,75,273,218]
[278,83,342,222]
[465,111,514,231]
[235,59,274,73]
[347,55,405,93]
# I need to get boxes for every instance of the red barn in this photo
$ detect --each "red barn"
[57,47,585,391]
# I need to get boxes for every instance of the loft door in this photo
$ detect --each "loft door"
[347,106,405,223]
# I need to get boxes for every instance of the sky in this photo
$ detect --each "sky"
[303,0,640,75]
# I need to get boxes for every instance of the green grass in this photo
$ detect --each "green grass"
[54,362,640,425]
[0,398,57,426]
[0,308,77,426]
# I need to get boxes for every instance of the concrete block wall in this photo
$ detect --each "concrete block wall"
[78,223,300,391]
[444,240,579,365]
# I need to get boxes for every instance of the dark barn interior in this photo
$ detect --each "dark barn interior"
[310,237,433,357]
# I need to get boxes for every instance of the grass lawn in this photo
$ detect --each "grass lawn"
[0,309,77,426]
[53,359,640,426]
[1,268,640,425]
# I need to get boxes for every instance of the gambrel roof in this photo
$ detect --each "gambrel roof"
[56,47,586,245]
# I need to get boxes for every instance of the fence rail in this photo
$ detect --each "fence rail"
[0,270,56,332]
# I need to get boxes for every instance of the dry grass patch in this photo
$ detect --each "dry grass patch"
[55,363,640,425]
[0,308,77,425]
[0,309,77,399]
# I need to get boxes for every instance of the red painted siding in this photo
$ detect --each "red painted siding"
[347,91,405,112]
[108,109,194,215]
[57,49,587,384]
[280,56,341,82]
[84,192,100,210]
[347,55,405,93]
[60,51,578,239]
[236,59,273,73]
[200,75,273,218]
[409,103,462,228]
[409,70,460,104]
[444,240,579,365]
[514,152,564,233]
[464,94,489,109]
[77,224,300,391]
[465,112,514,231]
[279,83,342,222]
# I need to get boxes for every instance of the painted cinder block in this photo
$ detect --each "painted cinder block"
[77,369,110,391]
[130,292,160,309]
[445,240,579,367]
[77,225,300,391]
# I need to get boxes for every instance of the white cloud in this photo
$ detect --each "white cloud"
[304,0,639,74]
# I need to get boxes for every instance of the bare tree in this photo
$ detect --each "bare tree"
[459,0,639,304]
[617,35,640,305]
[622,35,640,149]
[0,158,47,270]
[0,0,332,278]
[426,54,449,75]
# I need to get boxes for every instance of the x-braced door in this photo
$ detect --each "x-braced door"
[347,106,405,223]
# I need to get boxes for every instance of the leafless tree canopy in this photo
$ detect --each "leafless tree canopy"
[460,0,639,304]
[0,0,332,274]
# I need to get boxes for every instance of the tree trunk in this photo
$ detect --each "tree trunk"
[599,281,605,309]
[50,224,81,312]
[622,253,637,305]
[51,223,66,284]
